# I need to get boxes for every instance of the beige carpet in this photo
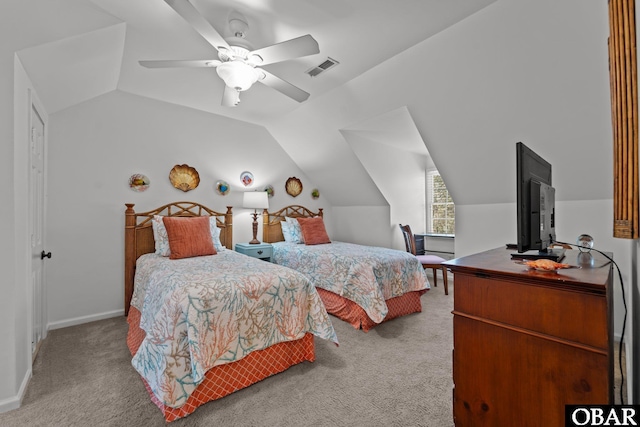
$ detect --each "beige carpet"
[0,278,455,427]
[0,276,626,426]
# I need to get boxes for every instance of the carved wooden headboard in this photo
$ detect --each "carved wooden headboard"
[124,201,233,315]
[262,205,323,243]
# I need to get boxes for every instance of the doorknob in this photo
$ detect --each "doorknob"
[40,250,51,260]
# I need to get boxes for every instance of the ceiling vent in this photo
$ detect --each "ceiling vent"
[305,57,339,77]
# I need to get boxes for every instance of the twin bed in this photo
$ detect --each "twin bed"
[124,202,337,422]
[262,205,430,332]
[124,201,429,421]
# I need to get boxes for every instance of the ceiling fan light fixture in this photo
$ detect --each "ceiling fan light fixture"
[216,61,261,91]
[146,2,319,105]
[222,86,241,107]
[248,54,263,66]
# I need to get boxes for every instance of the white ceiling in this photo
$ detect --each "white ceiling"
[17,0,495,124]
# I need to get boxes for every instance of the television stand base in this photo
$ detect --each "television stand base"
[510,248,565,262]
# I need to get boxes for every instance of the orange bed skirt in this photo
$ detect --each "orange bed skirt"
[315,288,427,332]
[126,307,315,422]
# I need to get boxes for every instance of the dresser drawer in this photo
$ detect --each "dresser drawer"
[453,272,609,349]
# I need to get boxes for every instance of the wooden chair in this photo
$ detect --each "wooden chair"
[399,224,449,295]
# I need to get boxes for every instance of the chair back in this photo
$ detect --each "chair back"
[399,224,417,255]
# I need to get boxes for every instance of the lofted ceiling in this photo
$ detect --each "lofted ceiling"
[17,0,495,125]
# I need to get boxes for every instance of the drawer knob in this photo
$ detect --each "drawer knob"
[257,250,263,255]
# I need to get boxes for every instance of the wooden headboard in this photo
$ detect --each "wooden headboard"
[124,201,233,315]
[262,205,323,243]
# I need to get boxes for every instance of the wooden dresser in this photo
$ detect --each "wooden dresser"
[445,247,613,427]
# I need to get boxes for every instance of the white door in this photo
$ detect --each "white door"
[30,103,47,360]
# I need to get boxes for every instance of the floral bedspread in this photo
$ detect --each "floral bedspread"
[130,251,338,409]
[271,241,429,323]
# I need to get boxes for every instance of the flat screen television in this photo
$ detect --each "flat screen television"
[513,142,565,261]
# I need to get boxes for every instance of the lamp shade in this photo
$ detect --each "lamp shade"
[242,191,269,210]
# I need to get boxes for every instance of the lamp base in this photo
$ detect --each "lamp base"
[249,212,261,244]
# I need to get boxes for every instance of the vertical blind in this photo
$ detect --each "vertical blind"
[609,0,639,238]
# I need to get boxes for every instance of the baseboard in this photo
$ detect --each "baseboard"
[47,309,124,330]
[0,368,31,414]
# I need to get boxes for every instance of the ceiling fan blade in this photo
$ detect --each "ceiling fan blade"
[222,85,240,107]
[249,35,319,66]
[164,0,230,52]
[259,69,310,103]
[139,60,220,68]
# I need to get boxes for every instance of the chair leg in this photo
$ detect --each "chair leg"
[430,267,438,287]
[441,265,449,295]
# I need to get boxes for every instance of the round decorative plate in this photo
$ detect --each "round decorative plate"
[129,174,150,192]
[169,164,200,192]
[264,184,274,198]
[285,177,302,197]
[216,180,230,195]
[240,171,254,187]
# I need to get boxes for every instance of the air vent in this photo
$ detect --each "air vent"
[305,57,339,77]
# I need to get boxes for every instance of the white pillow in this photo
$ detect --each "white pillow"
[152,215,171,256]
[284,217,304,243]
[209,217,225,251]
[281,221,297,243]
[152,215,225,256]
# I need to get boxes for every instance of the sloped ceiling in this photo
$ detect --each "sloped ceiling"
[15,0,495,120]
[11,0,498,213]
[17,24,125,113]
[341,107,432,238]
[262,0,613,209]
[342,106,434,159]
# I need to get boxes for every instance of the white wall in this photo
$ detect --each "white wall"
[45,90,328,328]
[341,132,426,251]
[1,55,28,413]
[331,206,391,248]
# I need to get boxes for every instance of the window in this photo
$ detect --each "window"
[427,172,455,234]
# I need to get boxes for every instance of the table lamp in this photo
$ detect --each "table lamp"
[242,191,269,244]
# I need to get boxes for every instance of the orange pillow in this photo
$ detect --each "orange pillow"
[162,216,216,259]
[297,217,331,245]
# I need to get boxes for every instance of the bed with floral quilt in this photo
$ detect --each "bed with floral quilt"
[262,205,430,332]
[124,202,337,422]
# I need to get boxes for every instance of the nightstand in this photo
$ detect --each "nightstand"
[235,242,273,262]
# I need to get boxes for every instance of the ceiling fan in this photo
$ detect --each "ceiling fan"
[139,0,320,107]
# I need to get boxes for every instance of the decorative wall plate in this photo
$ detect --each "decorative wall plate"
[215,180,230,195]
[240,171,254,187]
[129,174,150,192]
[311,188,320,199]
[285,177,303,197]
[169,164,200,192]
[264,184,274,198]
